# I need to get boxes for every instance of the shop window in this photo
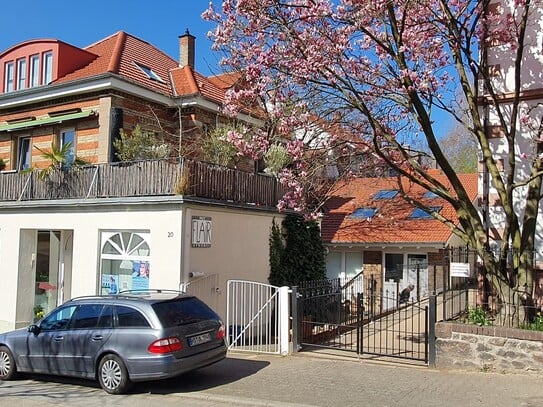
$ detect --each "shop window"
[100,231,151,295]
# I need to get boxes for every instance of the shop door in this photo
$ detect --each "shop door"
[34,231,62,319]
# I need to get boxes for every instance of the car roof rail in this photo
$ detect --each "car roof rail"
[65,295,106,302]
[117,289,185,295]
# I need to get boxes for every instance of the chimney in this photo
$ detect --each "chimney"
[179,29,195,68]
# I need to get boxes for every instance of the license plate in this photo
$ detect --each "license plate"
[188,332,211,347]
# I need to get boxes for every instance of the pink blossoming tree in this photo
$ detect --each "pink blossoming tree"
[204,0,543,314]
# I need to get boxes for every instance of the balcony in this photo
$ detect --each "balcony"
[0,158,283,208]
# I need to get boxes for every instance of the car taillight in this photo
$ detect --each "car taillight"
[148,337,182,354]
[216,323,226,340]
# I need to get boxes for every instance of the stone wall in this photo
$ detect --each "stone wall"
[435,322,543,374]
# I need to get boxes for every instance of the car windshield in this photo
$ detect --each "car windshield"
[152,297,218,328]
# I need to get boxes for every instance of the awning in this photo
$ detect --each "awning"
[0,110,95,132]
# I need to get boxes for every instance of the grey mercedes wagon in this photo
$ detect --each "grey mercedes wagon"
[0,290,227,394]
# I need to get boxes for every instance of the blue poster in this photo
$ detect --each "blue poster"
[131,261,150,291]
[102,274,119,295]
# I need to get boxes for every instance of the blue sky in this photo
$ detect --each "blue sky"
[0,0,220,75]
[1,0,453,138]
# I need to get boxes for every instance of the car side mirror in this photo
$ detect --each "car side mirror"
[28,324,40,335]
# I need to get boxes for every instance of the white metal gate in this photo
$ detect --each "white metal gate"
[226,280,289,355]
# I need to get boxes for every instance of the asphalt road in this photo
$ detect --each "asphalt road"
[0,351,542,407]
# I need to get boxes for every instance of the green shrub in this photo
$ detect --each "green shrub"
[520,312,543,331]
[466,307,492,326]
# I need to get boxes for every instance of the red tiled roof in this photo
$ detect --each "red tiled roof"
[170,66,231,105]
[320,171,479,245]
[55,31,234,104]
[207,72,243,89]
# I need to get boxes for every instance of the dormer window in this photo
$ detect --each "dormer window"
[4,61,14,92]
[30,54,40,87]
[17,58,26,90]
[43,51,53,85]
[135,62,165,83]
[2,50,55,93]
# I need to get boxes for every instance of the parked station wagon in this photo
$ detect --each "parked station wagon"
[0,290,227,394]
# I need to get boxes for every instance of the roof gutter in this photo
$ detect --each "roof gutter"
[0,74,176,109]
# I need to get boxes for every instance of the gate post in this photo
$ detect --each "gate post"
[291,286,299,352]
[428,295,437,367]
[279,286,290,355]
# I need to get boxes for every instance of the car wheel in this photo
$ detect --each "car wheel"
[98,354,132,394]
[0,345,17,380]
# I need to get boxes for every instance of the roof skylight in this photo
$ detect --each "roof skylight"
[409,206,442,219]
[423,191,440,199]
[373,190,398,199]
[350,207,376,219]
[135,62,165,83]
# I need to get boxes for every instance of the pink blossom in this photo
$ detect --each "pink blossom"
[204,0,539,213]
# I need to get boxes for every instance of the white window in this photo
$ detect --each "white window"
[100,231,151,295]
[17,58,26,90]
[17,137,31,170]
[326,251,363,282]
[4,61,14,92]
[43,51,53,85]
[30,54,40,87]
[60,129,75,166]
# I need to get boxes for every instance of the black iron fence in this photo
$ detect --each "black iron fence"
[439,247,543,329]
[296,278,362,352]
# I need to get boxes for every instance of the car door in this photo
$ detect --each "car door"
[22,305,77,374]
[66,304,114,376]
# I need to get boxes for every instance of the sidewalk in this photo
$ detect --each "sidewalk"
[146,351,543,407]
[0,350,540,407]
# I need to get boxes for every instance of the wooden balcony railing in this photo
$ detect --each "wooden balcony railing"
[0,158,283,208]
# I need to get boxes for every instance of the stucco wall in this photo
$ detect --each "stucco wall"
[182,205,281,320]
[0,202,184,332]
[435,322,543,374]
[0,200,280,332]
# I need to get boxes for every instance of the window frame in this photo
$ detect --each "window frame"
[42,51,53,85]
[60,128,76,166]
[39,305,78,332]
[17,58,26,90]
[114,305,151,328]
[373,189,398,200]
[408,206,442,219]
[350,207,377,219]
[99,231,151,295]
[4,61,14,92]
[134,62,165,83]
[30,54,40,87]
[17,137,31,170]
[70,304,105,330]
